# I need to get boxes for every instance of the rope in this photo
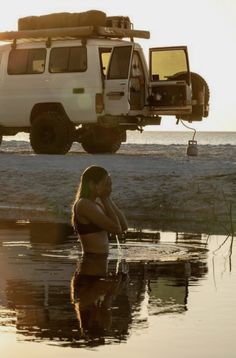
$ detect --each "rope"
[180,120,197,141]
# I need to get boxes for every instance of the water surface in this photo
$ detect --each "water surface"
[0,221,235,357]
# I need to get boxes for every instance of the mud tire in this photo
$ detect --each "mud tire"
[81,140,121,154]
[30,112,74,154]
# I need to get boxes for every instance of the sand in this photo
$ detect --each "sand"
[0,140,235,234]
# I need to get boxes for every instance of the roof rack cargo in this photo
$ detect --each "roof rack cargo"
[18,10,107,31]
[0,10,150,42]
[17,11,133,31]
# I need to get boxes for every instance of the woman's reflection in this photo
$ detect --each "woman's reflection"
[71,253,129,339]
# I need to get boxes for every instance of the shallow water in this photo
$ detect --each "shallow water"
[0,221,235,358]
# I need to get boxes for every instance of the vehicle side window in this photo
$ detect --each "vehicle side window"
[99,48,112,77]
[8,48,46,75]
[49,46,87,73]
[131,51,144,78]
[107,46,132,80]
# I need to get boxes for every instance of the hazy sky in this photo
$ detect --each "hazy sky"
[1,0,235,131]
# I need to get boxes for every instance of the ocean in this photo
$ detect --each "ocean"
[127,131,236,145]
[3,131,236,146]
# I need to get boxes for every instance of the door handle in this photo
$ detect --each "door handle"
[106,91,125,97]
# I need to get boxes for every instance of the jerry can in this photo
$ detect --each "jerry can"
[187,140,198,156]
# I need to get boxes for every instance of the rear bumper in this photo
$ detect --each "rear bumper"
[98,114,161,128]
[144,105,192,116]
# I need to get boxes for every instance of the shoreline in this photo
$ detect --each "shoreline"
[0,213,232,237]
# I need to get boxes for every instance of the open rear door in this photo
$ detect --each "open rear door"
[104,45,133,115]
[148,46,192,115]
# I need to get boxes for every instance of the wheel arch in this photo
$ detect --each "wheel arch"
[30,103,71,124]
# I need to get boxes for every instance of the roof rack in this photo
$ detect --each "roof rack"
[0,25,150,42]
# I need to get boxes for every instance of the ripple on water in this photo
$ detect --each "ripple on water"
[109,242,207,262]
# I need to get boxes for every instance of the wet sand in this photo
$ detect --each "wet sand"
[0,141,235,234]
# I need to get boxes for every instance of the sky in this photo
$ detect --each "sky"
[0,0,236,132]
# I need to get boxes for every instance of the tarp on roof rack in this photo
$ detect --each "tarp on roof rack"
[18,10,107,31]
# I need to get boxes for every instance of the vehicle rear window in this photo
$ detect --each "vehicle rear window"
[49,46,87,73]
[8,48,46,75]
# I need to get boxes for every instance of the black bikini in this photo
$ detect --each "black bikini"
[75,221,104,235]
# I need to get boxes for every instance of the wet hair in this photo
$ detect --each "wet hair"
[71,166,108,232]
[78,165,108,199]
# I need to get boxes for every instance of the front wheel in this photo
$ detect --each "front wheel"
[30,112,74,154]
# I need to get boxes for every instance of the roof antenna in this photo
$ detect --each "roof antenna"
[180,120,198,157]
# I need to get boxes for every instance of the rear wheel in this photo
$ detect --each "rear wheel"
[81,126,125,154]
[30,112,74,154]
[81,140,121,154]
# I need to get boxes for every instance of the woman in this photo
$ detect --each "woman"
[71,165,128,254]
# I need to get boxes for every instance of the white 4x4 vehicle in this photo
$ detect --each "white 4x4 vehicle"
[0,10,209,154]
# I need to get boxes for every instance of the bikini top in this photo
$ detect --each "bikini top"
[73,202,105,235]
[75,221,104,235]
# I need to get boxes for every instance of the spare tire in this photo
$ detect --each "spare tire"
[191,72,210,110]
[173,71,210,121]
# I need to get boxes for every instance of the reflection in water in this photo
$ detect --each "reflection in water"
[0,220,208,348]
[71,254,130,345]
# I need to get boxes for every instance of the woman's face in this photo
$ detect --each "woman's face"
[94,174,111,197]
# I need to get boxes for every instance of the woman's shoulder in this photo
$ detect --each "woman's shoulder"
[76,198,88,204]
[75,198,91,210]
[76,198,100,210]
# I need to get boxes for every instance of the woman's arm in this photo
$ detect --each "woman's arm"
[106,197,128,232]
[99,196,128,232]
[99,175,128,232]
[77,199,122,234]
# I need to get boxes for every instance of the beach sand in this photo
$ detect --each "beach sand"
[0,140,235,234]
